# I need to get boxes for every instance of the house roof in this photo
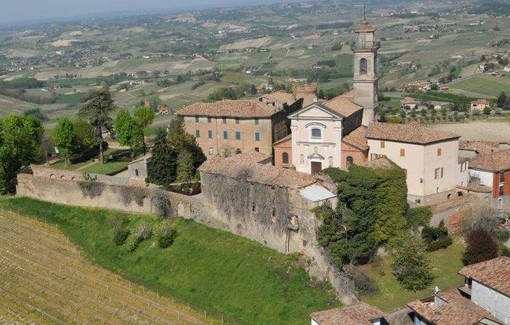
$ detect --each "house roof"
[273,134,292,147]
[407,290,502,325]
[342,126,369,150]
[401,97,417,105]
[459,141,499,155]
[178,99,279,118]
[311,302,386,325]
[469,149,510,172]
[471,99,489,105]
[300,184,336,202]
[324,95,363,118]
[198,152,317,189]
[366,122,460,145]
[458,256,510,297]
[287,102,344,120]
[355,20,376,33]
[260,91,297,105]
[359,157,395,169]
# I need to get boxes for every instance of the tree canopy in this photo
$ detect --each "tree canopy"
[147,128,178,185]
[392,236,434,291]
[78,89,115,163]
[114,110,144,156]
[0,114,44,193]
[53,117,75,165]
[462,228,498,265]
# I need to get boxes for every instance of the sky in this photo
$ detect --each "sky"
[0,0,286,24]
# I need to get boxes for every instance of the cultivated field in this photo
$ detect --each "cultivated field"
[0,211,213,325]
[429,120,510,142]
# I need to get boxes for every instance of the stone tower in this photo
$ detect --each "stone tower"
[351,19,380,126]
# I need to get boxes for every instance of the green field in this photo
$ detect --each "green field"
[359,241,465,312]
[449,74,510,98]
[0,197,339,325]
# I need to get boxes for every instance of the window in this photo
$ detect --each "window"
[255,132,260,141]
[222,117,227,124]
[360,58,368,75]
[195,116,199,123]
[207,117,212,123]
[195,130,200,138]
[208,130,213,139]
[435,167,444,179]
[380,141,385,148]
[499,185,505,196]
[311,128,322,139]
[255,147,259,152]
[235,118,239,124]
[400,148,405,157]
[282,152,289,164]
[437,148,442,156]
[235,148,242,154]
[135,169,139,177]
[346,156,353,166]
[500,172,505,183]
[223,131,228,139]
[235,131,241,140]
[208,148,213,155]
[255,118,259,125]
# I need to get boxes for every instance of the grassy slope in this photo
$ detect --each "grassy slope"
[359,241,465,312]
[449,74,510,98]
[0,197,339,325]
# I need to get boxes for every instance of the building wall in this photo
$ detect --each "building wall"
[471,280,510,323]
[368,139,460,201]
[341,142,368,168]
[290,106,343,174]
[273,139,293,168]
[183,116,273,156]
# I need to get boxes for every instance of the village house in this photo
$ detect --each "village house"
[401,96,418,109]
[470,99,490,113]
[366,122,468,204]
[468,149,510,208]
[310,302,386,325]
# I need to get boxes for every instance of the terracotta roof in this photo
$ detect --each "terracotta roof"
[367,122,460,145]
[340,90,354,98]
[342,126,369,150]
[324,95,363,117]
[198,152,316,189]
[355,20,376,33]
[359,157,394,169]
[469,149,510,172]
[471,99,489,105]
[458,256,510,297]
[178,99,279,118]
[298,92,317,107]
[260,91,297,105]
[401,97,417,104]
[407,290,502,325]
[273,134,292,147]
[459,141,499,155]
[311,302,386,325]
[456,184,492,193]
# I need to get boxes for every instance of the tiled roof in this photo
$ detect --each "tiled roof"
[359,157,394,169]
[342,126,369,150]
[198,152,316,189]
[407,290,501,325]
[459,141,499,155]
[298,92,317,107]
[367,122,460,145]
[324,95,363,117]
[273,134,292,147]
[260,91,297,105]
[401,97,417,104]
[469,149,510,172]
[311,302,386,325]
[178,99,279,118]
[458,256,510,297]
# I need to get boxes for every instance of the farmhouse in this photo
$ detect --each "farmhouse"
[470,99,490,113]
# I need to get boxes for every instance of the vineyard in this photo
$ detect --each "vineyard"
[0,211,214,325]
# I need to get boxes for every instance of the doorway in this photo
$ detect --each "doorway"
[311,161,322,174]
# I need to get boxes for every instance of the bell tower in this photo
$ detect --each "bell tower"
[351,17,380,126]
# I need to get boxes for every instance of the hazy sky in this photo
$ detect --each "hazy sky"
[0,0,283,24]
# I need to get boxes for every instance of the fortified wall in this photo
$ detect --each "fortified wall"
[16,161,358,304]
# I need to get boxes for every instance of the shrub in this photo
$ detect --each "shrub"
[392,237,434,291]
[344,266,378,295]
[462,229,498,265]
[426,236,453,251]
[127,222,153,252]
[157,221,177,248]
[493,229,510,242]
[406,206,432,229]
[110,215,129,245]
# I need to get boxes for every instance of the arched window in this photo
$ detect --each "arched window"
[311,128,322,139]
[135,169,139,177]
[282,152,289,164]
[235,148,242,154]
[346,156,354,166]
[360,58,368,75]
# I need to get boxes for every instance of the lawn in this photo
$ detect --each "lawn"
[51,148,132,175]
[54,92,87,104]
[359,241,465,312]
[449,74,510,98]
[0,197,340,325]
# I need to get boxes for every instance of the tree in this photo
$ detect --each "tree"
[134,105,155,153]
[392,236,434,291]
[78,89,115,163]
[72,119,98,152]
[147,128,178,185]
[0,114,44,193]
[53,117,75,165]
[176,149,194,182]
[167,115,206,173]
[114,110,143,156]
[463,229,498,265]
[497,92,507,108]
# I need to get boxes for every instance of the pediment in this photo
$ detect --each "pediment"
[288,102,343,120]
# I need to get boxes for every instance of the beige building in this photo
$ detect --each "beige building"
[367,122,467,204]
[178,92,302,157]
